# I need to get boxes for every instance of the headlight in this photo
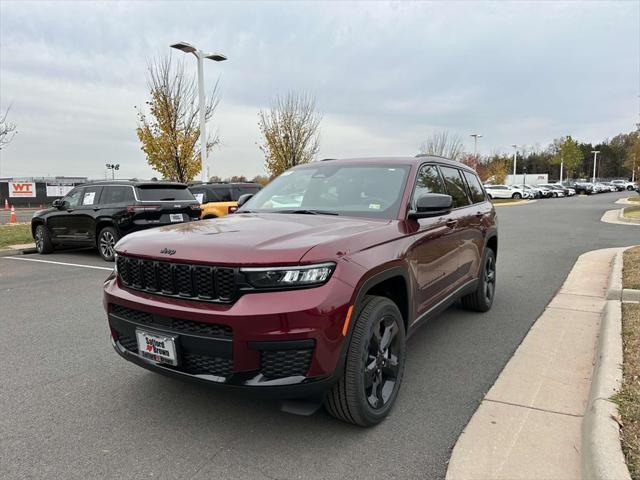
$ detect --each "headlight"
[241,262,335,289]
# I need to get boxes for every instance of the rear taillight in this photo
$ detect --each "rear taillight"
[228,206,238,214]
[126,205,161,213]
[189,204,201,211]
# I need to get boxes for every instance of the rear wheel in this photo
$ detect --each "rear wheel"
[461,248,496,312]
[35,225,54,254]
[324,296,406,427]
[512,192,522,200]
[97,226,119,262]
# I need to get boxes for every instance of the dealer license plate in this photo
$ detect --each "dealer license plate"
[169,213,183,222]
[136,329,178,366]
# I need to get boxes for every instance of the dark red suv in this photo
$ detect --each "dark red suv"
[104,156,497,426]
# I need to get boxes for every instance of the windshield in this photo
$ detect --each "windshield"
[240,163,410,218]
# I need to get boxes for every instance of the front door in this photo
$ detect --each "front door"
[405,164,461,319]
[47,187,84,243]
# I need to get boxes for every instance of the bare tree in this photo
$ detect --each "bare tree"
[136,56,220,183]
[258,92,321,177]
[0,107,17,150]
[419,131,465,160]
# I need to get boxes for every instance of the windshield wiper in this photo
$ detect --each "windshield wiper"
[277,209,339,216]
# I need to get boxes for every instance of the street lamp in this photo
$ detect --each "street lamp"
[511,144,518,185]
[470,133,483,157]
[106,163,119,180]
[591,150,600,183]
[170,41,227,183]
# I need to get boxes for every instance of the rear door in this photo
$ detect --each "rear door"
[74,185,103,244]
[438,165,477,288]
[462,170,491,280]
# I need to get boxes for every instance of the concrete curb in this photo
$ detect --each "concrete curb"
[491,199,537,207]
[0,246,37,257]
[601,209,640,226]
[615,197,640,205]
[582,250,631,480]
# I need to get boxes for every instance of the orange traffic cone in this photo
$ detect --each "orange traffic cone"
[3,199,8,210]
[10,206,16,224]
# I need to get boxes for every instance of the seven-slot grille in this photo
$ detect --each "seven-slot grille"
[117,255,237,302]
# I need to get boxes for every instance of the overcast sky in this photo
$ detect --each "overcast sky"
[0,0,638,180]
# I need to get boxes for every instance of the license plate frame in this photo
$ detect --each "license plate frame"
[136,329,178,366]
[169,213,184,223]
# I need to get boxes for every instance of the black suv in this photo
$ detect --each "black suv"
[31,180,201,261]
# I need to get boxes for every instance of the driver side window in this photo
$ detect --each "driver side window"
[412,165,446,208]
[63,188,83,208]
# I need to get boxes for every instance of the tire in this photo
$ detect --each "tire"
[512,193,522,200]
[628,186,635,191]
[97,226,119,262]
[324,295,406,427]
[552,192,558,198]
[203,215,218,220]
[461,248,496,312]
[34,224,54,254]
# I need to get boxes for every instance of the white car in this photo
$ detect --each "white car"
[484,184,531,200]
[611,179,638,191]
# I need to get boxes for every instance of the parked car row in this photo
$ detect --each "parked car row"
[568,179,638,195]
[483,183,576,200]
[31,180,262,261]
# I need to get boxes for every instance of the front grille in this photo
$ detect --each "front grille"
[181,352,233,376]
[111,304,232,338]
[117,334,138,352]
[112,304,153,324]
[117,255,237,302]
[261,349,313,379]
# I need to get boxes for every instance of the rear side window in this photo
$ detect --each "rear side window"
[205,186,233,202]
[101,186,135,204]
[234,185,261,199]
[412,165,446,207]
[462,171,486,203]
[136,186,194,201]
[439,166,471,208]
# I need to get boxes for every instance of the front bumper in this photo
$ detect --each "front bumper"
[103,272,354,396]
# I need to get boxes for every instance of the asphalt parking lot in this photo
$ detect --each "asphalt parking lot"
[1,192,639,480]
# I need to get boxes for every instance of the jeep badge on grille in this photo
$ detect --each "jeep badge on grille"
[160,248,176,255]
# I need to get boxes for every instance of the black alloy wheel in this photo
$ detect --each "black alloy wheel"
[324,295,406,426]
[461,248,496,312]
[98,226,119,262]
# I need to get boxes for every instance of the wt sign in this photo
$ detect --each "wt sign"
[9,182,37,198]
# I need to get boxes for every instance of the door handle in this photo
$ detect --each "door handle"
[475,211,484,218]
[446,219,458,228]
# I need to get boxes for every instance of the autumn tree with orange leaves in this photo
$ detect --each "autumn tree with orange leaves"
[136,56,219,183]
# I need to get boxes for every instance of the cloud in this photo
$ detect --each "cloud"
[0,0,637,180]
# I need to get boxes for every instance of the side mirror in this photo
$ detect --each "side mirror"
[52,199,63,209]
[408,193,453,219]
[237,193,253,209]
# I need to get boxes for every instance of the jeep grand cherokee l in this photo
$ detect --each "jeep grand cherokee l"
[104,156,498,426]
[32,181,201,261]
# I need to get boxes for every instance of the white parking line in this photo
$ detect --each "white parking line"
[2,256,114,271]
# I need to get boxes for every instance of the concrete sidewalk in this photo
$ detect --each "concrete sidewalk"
[446,248,619,480]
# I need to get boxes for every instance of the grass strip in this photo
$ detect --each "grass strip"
[0,223,33,249]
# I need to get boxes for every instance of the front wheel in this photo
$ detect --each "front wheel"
[35,225,54,254]
[324,296,406,426]
[97,226,119,262]
[461,248,496,312]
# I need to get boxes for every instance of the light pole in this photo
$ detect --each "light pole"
[511,144,518,185]
[470,133,483,157]
[170,42,227,183]
[106,163,119,180]
[559,157,564,185]
[591,150,600,183]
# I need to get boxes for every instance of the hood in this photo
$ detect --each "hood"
[115,213,393,265]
